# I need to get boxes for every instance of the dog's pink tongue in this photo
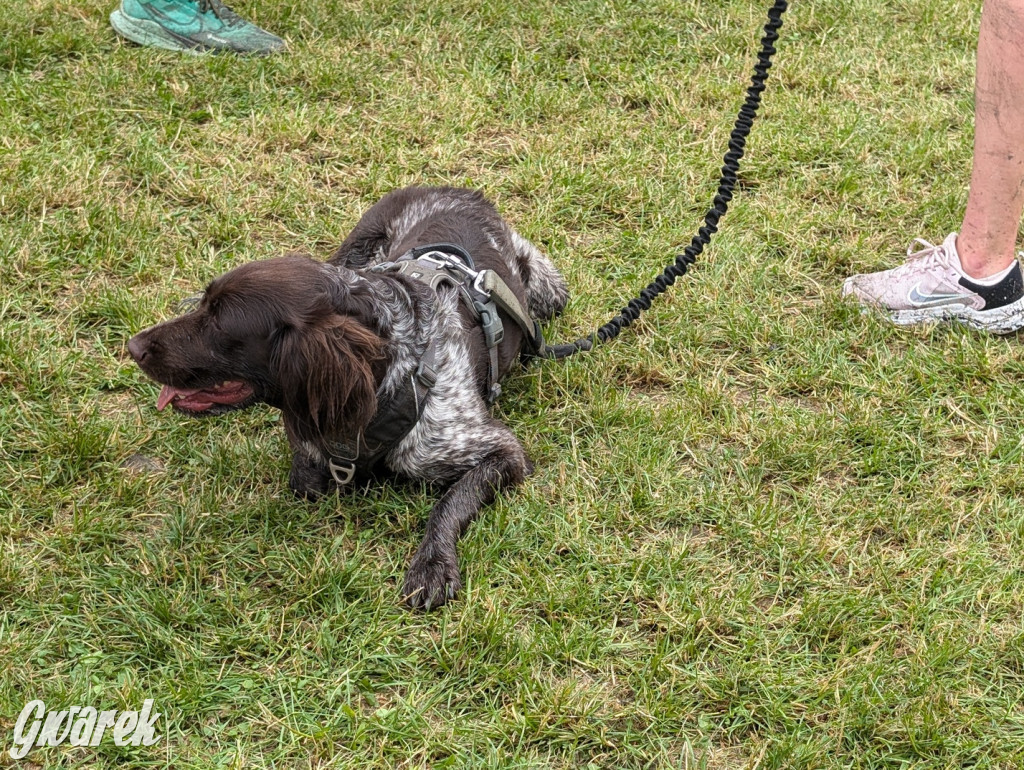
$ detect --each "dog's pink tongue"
[157,385,195,411]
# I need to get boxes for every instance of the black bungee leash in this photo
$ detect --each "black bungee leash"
[539,0,788,361]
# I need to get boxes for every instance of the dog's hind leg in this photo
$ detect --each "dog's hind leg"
[329,223,391,270]
[330,187,444,269]
[402,440,533,610]
[330,188,427,268]
[503,226,569,321]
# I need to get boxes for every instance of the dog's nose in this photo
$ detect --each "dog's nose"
[128,335,149,364]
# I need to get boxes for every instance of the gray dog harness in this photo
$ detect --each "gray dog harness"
[376,243,544,403]
[326,244,544,486]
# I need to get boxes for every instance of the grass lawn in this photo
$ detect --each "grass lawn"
[4,0,1024,766]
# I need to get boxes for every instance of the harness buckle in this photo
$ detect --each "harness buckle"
[415,360,438,389]
[328,459,356,486]
[475,300,504,348]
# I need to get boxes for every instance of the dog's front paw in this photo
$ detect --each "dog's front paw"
[289,454,332,501]
[403,551,461,611]
[289,477,330,502]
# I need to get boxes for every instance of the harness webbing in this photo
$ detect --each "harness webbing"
[326,340,437,485]
[378,243,542,402]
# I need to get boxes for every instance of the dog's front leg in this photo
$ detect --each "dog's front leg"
[403,447,532,610]
[289,450,332,501]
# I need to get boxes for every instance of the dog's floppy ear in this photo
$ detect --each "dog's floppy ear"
[272,315,383,437]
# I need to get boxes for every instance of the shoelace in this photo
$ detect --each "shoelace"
[904,238,956,272]
[197,0,240,22]
[904,237,1024,285]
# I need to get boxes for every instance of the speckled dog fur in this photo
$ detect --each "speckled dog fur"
[128,187,568,610]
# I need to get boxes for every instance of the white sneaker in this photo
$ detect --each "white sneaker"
[842,233,1024,333]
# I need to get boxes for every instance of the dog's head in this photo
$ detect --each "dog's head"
[128,255,384,437]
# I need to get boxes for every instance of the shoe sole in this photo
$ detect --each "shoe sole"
[110,10,208,53]
[886,295,1024,334]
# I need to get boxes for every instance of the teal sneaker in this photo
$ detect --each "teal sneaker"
[110,0,285,54]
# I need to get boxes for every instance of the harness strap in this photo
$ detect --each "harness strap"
[472,295,503,402]
[328,340,438,486]
[378,258,505,399]
[475,269,545,353]
[377,244,539,402]
[388,259,473,300]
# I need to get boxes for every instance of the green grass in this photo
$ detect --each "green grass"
[3,0,1024,766]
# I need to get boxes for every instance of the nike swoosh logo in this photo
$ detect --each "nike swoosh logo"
[907,285,965,307]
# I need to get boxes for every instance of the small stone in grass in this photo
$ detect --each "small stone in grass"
[121,453,165,474]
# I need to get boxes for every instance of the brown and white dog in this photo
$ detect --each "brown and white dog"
[128,187,568,609]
